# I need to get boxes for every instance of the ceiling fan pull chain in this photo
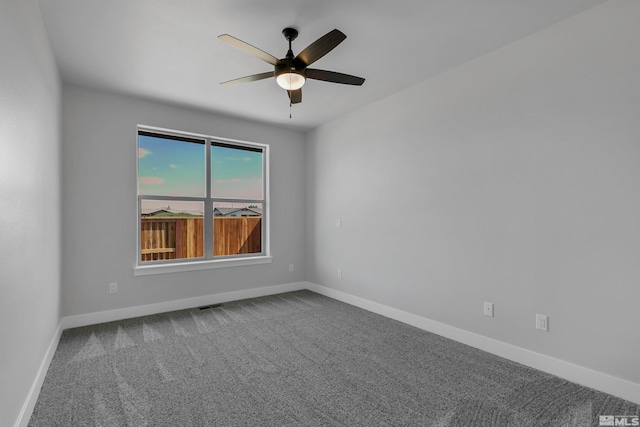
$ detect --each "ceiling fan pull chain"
[289,101,292,119]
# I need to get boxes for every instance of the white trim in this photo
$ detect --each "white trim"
[61,281,305,329]
[304,281,640,405]
[133,255,272,276]
[14,323,63,427]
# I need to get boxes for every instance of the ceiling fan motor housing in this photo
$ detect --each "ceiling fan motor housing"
[275,59,305,77]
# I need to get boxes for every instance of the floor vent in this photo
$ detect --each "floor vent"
[198,303,223,310]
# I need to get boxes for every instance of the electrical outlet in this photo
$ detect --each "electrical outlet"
[337,269,342,279]
[484,302,494,317]
[335,219,341,227]
[109,282,118,294]
[536,314,548,331]
[289,264,294,272]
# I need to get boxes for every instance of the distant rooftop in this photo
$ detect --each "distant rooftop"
[141,206,203,217]
[141,206,262,217]
[214,207,262,217]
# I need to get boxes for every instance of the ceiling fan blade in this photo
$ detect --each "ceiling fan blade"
[220,71,274,86]
[306,69,365,86]
[295,29,346,66]
[288,89,302,104]
[218,34,278,65]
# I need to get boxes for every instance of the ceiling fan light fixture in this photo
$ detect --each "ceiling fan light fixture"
[276,71,306,90]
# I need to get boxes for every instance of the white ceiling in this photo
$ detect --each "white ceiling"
[37,0,606,131]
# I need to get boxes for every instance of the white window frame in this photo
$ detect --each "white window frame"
[134,125,271,276]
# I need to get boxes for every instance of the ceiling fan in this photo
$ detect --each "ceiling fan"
[218,28,365,105]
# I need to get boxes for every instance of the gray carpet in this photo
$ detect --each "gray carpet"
[29,290,639,426]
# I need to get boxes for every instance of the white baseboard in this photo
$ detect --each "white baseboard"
[305,281,640,405]
[61,282,307,329]
[14,323,63,427]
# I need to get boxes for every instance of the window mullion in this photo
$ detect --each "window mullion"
[204,138,213,258]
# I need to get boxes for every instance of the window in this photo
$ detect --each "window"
[136,127,269,273]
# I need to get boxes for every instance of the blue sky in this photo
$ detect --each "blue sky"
[138,135,205,197]
[211,145,263,200]
[138,134,263,203]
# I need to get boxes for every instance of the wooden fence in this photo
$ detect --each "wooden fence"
[140,216,261,261]
[213,217,261,256]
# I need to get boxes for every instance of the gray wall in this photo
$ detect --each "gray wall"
[306,1,640,385]
[61,85,306,316]
[4,2,639,424]
[0,0,62,425]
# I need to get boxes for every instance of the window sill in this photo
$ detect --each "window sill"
[133,256,272,276]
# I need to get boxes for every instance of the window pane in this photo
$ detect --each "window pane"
[213,202,262,256]
[141,200,204,262]
[138,133,205,197]
[211,144,263,200]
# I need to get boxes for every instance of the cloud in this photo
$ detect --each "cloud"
[220,156,253,162]
[138,176,165,185]
[214,178,242,183]
[138,148,151,158]
[169,164,180,169]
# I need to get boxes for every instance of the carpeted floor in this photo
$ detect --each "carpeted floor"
[29,290,639,426]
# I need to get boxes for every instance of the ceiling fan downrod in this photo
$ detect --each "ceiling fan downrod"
[282,27,298,59]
